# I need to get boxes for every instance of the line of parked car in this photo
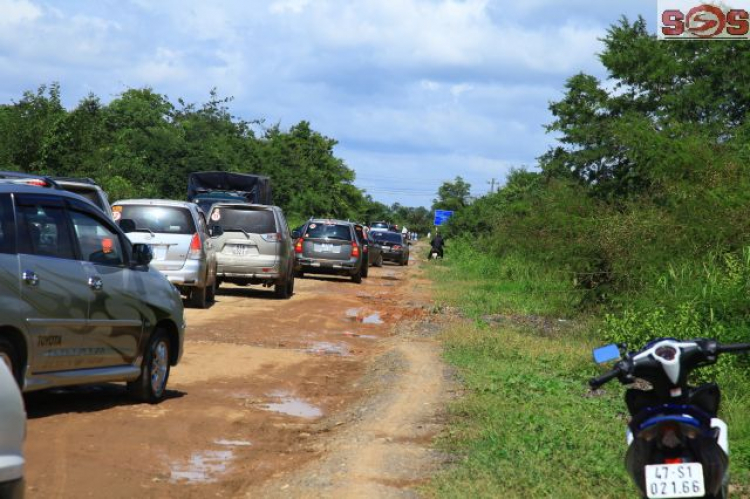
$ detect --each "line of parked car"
[0,171,414,497]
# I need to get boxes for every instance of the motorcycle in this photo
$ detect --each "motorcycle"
[589,338,750,499]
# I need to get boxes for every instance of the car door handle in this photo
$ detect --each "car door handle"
[88,276,104,291]
[22,270,39,286]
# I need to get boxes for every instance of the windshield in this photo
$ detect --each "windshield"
[210,207,276,234]
[115,205,195,235]
[372,232,403,243]
[304,223,352,241]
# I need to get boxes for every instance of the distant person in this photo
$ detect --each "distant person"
[429,233,444,259]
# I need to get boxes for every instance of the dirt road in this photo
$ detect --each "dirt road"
[23,250,451,498]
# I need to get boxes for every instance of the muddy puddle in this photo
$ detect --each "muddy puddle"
[170,450,234,484]
[305,341,351,356]
[344,308,384,325]
[264,391,323,418]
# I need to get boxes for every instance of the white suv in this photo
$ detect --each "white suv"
[0,362,24,498]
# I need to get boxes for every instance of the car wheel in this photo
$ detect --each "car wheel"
[351,269,362,284]
[0,338,21,386]
[128,329,170,404]
[274,275,294,299]
[375,254,383,267]
[188,285,208,309]
[206,277,216,303]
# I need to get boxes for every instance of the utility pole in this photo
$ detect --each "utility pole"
[488,178,496,194]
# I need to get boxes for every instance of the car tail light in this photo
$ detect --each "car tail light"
[294,238,304,254]
[188,233,202,259]
[351,242,360,257]
[261,233,281,242]
[393,245,402,250]
[24,179,48,187]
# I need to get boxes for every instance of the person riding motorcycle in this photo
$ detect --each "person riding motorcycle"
[429,233,444,259]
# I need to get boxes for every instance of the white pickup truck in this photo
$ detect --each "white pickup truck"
[0,362,24,498]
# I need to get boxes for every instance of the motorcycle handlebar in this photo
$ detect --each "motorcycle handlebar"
[589,367,621,389]
[717,342,750,354]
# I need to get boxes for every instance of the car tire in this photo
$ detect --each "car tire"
[0,338,21,386]
[351,269,362,284]
[374,254,383,267]
[274,274,294,299]
[206,277,216,303]
[188,285,208,309]
[127,329,171,404]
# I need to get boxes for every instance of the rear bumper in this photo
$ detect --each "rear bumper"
[381,250,405,261]
[216,254,280,279]
[296,257,359,273]
[155,259,207,288]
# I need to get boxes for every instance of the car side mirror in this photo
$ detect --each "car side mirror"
[593,344,621,364]
[291,230,301,239]
[132,243,153,267]
[209,225,224,237]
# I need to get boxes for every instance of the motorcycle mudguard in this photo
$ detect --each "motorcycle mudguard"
[626,420,728,497]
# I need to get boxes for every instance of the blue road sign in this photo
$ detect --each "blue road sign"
[434,210,454,226]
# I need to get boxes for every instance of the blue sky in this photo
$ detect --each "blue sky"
[0,0,654,207]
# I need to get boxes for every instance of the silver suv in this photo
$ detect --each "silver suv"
[207,203,295,299]
[51,177,111,218]
[0,185,185,403]
[113,200,218,308]
[293,219,365,283]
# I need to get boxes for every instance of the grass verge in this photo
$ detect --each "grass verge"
[424,242,750,498]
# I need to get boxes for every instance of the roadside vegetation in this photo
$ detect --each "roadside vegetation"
[0,85,433,232]
[427,17,750,498]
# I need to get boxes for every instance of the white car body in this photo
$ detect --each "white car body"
[0,362,25,498]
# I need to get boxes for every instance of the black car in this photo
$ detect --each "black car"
[371,231,409,266]
[293,219,366,283]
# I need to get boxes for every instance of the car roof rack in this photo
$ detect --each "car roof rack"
[50,177,99,186]
[0,171,61,189]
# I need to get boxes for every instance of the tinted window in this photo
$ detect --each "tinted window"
[16,203,76,259]
[370,222,389,229]
[210,208,276,234]
[304,223,352,241]
[0,195,15,254]
[116,205,195,235]
[70,211,124,266]
[372,232,403,244]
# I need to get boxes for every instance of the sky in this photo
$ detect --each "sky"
[0,0,655,207]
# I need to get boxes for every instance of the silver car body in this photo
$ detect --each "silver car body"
[0,186,185,393]
[0,362,24,498]
[113,199,217,293]
[208,203,293,286]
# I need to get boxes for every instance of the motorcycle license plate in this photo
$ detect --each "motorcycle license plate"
[645,463,705,498]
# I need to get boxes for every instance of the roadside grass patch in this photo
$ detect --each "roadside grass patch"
[425,243,750,497]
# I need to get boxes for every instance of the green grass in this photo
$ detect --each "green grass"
[424,243,750,498]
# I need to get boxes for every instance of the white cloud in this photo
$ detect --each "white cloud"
[0,0,41,25]
[0,0,655,206]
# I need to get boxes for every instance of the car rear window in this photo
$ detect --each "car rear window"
[115,205,195,235]
[372,232,403,243]
[62,186,105,211]
[210,207,276,234]
[305,223,352,241]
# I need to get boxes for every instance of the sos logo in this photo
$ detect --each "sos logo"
[661,4,750,38]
